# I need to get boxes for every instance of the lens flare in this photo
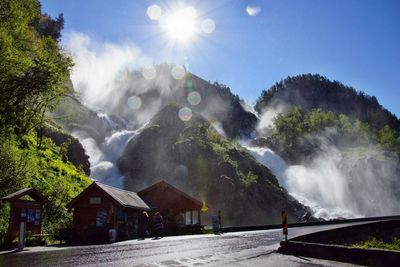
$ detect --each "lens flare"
[187,91,201,106]
[142,66,156,80]
[201,18,215,34]
[171,65,186,80]
[186,79,193,92]
[201,199,209,212]
[147,5,162,20]
[246,5,262,16]
[174,164,189,178]
[178,107,193,121]
[127,96,142,110]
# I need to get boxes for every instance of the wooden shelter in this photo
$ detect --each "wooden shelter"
[1,188,48,241]
[66,181,150,242]
[138,180,203,234]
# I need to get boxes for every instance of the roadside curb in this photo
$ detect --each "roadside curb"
[278,219,400,266]
[279,240,400,267]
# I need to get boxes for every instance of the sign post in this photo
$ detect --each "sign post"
[18,222,26,251]
[281,210,288,241]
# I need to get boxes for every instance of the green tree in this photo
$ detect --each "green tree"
[0,139,31,197]
[273,107,305,158]
[377,125,396,149]
[338,114,352,134]
[0,0,72,137]
[304,109,336,132]
[0,1,91,243]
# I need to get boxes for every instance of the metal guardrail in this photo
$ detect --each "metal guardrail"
[221,215,400,233]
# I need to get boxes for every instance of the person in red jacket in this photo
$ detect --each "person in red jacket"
[153,212,164,239]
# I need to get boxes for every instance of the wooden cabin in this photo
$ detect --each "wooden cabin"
[138,180,203,234]
[66,182,150,242]
[1,188,47,241]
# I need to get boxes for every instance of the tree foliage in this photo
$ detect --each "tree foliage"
[0,134,91,240]
[0,0,90,244]
[0,0,72,137]
[268,107,400,162]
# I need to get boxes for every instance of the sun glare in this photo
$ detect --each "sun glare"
[146,4,215,47]
[162,6,198,43]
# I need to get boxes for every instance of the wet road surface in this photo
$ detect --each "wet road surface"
[0,224,364,266]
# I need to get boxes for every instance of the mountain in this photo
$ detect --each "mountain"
[52,70,400,222]
[81,64,258,139]
[252,74,400,219]
[117,105,310,226]
[255,74,400,131]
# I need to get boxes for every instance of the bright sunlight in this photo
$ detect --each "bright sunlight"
[162,6,198,43]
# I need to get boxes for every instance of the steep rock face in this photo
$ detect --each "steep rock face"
[54,66,258,141]
[117,105,309,226]
[99,65,258,138]
[52,96,125,144]
[255,74,400,131]
[43,128,91,176]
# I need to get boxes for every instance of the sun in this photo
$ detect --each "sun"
[162,6,198,44]
[146,4,215,48]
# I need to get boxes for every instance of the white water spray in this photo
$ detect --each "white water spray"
[244,143,400,220]
[72,113,148,188]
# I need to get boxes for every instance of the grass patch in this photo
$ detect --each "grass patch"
[353,237,400,251]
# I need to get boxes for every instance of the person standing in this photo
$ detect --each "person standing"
[218,210,222,234]
[153,212,164,239]
[138,211,150,240]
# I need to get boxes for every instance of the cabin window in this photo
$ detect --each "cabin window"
[20,208,26,218]
[89,197,101,204]
[96,208,107,227]
[185,211,192,225]
[192,210,199,224]
[176,213,185,227]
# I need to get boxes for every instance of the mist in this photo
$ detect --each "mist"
[247,109,400,219]
[63,32,248,187]
[65,32,152,114]
[63,32,400,220]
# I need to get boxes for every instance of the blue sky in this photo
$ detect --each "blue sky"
[41,0,400,117]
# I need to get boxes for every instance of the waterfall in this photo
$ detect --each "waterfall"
[72,111,148,188]
[242,143,400,220]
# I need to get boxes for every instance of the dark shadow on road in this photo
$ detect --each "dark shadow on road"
[246,250,275,259]
[295,255,312,261]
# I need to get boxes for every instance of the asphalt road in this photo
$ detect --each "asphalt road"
[0,224,364,267]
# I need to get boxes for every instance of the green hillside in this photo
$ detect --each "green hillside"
[0,0,92,246]
[256,74,400,131]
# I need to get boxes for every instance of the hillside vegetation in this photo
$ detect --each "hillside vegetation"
[0,0,91,245]
[260,107,400,163]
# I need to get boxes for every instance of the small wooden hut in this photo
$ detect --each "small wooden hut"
[66,181,150,242]
[1,188,48,241]
[137,180,203,234]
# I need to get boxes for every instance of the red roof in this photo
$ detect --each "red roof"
[67,182,151,210]
[1,188,47,203]
[138,180,202,208]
